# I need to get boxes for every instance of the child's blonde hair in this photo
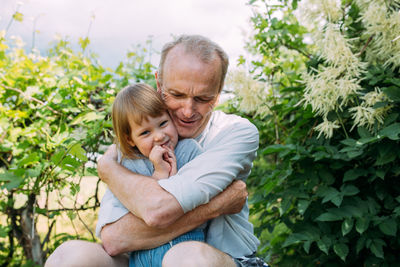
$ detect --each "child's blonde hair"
[112,83,168,158]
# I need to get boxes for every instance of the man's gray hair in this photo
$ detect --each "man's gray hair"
[158,34,229,93]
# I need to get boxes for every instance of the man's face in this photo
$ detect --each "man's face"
[156,47,221,139]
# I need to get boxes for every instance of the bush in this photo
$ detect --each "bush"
[0,20,156,264]
[228,0,400,265]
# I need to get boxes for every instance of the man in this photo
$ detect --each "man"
[45,35,265,267]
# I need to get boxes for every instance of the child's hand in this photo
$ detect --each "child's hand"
[149,145,176,179]
[162,145,177,176]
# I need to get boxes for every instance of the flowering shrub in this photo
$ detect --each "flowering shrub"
[228,0,400,265]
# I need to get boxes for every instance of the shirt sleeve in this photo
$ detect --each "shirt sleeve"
[174,138,203,170]
[158,119,259,213]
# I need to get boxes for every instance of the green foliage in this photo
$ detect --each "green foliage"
[229,0,400,265]
[0,18,156,264]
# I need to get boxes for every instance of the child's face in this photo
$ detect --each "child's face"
[127,112,178,158]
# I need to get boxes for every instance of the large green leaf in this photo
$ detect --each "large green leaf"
[370,239,386,259]
[341,185,360,196]
[356,217,370,234]
[334,243,349,262]
[378,218,397,236]
[382,86,400,102]
[317,235,332,255]
[316,212,343,221]
[0,172,24,190]
[343,169,367,182]
[342,218,354,236]
[379,123,400,140]
[68,143,88,162]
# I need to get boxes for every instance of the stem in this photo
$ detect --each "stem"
[31,16,40,51]
[1,84,59,114]
[336,111,349,138]
[5,7,20,37]
[284,43,310,58]
[358,35,374,56]
[0,155,10,168]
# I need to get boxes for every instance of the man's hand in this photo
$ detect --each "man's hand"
[97,144,118,183]
[211,180,248,216]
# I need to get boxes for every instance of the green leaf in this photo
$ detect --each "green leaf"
[282,233,308,247]
[67,210,77,220]
[346,149,364,159]
[60,155,81,172]
[375,150,396,165]
[342,218,354,236]
[356,236,366,254]
[51,150,65,165]
[376,169,386,179]
[317,236,332,255]
[382,86,400,102]
[262,144,294,155]
[343,169,367,182]
[12,12,24,22]
[385,77,400,87]
[298,200,311,215]
[340,138,356,146]
[316,212,342,221]
[356,217,370,234]
[79,37,90,50]
[341,185,360,196]
[379,123,400,140]
[357,127,371,138]
[70,112,105,125]
[68,143,88,162]
[18,152,40,167]
[0,225,9,238]
[378,218,397,236]
[303,240,312,253]
[0,172,24,190]
[320,187,341,206]
[333,243,349,262]
[370,239,385,259]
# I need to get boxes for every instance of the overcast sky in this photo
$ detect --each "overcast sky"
[0,0,254,68]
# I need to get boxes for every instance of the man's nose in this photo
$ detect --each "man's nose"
[182,98,195,118]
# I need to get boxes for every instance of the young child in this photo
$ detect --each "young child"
[96,83,205,267]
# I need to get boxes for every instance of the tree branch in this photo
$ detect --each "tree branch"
[1,84,60,114]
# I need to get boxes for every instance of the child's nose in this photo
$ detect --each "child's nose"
[154,131,165,142]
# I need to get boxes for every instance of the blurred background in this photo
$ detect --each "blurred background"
[0,0,253,68]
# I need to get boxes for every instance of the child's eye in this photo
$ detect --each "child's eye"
[160,120,168,127]
[140,130,150,136]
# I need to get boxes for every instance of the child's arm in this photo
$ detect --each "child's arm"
[149,145,177,180]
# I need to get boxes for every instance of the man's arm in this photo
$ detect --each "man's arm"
[97,144,183,228]
[101,180,248,255]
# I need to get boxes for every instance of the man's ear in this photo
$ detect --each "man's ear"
[155,71,162,94]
